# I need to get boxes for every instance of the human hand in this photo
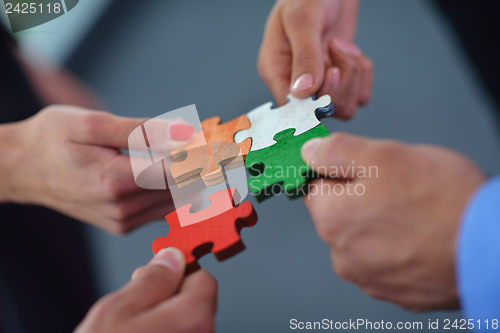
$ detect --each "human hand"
[301,133,485,312]
[258,0,373,119]
[75,248,217,333]
[0,105,194,234]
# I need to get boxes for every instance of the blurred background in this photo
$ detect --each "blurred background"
[5,0,500,331]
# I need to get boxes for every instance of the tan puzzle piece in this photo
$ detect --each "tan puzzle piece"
[170,115,250,187]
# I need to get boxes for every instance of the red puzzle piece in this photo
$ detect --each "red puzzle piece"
[152,188,257,273]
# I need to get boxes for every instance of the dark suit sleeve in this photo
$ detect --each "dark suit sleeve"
[0,25,98,333]
[433,0,500,118]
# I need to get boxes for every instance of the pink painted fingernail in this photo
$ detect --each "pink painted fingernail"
[292,73,314,91]
[349,43,362,57]
[331,67,340,92]
[333,38,352,54]
[168,123,195,141]
[333,38,361,57]
[151,248,185,272]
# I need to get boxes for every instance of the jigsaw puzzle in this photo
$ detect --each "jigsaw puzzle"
[170,142,243,187]
[245,124,330,202]
[234,94,333,152]
[169,95,333,188]
[170,115,251,187]
[152,188,257,274]
[137,95,334,271]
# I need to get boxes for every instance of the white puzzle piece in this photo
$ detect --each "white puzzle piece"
[234,94,333,152]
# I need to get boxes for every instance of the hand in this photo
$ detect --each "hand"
[258,0,373,119]
[0,105,195,234]
[75,248,217,333]
[301,133,485,312]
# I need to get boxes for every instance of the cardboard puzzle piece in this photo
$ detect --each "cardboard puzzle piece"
[245,124,330,202]
[169,115,250,187]
[152,188,257,274]
[169,145,211,186]
[201,115,251,159]
[170,142,243,187]
[234,94,333,152]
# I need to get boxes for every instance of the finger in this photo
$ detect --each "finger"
[258,8,293,105]
[356,55,374,105]
[331,38,374,107]
[104,248,186,318]
[70,111,148,148]
[301,132,377,178]
[83,154,150,204]
[118,199,176,233]
[304,178,349,205]
[327,38,362,119]
[102,189,172,222]
[73,111,194,150]
[326,39,373,114]
[317,66,341,108]
[132,270,218,333]
[282,4,325,99]
[102,151,175,199]
[142,118,196,153]
[178,269,218,312]
[303,178,352,246]
[86,199,174,235]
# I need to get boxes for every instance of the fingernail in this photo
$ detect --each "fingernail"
[168,123,195,141]
[302,138,324,159]
[151,248,185,272]
[292,73,314,92]
[331,67,340,92]
[348,43,362,57]
[333,38,361,57]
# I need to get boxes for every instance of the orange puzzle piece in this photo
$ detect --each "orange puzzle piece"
[152,188,257,274]
[200,115,252,159]
[170,115,251,187]
[170,142,243,187]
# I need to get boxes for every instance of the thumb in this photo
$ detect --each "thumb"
[284,10,325,99]
[111,248,186,317]
[301,132,375,179]
[75,112,195,150]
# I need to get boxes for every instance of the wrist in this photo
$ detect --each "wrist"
[0,121,30,203]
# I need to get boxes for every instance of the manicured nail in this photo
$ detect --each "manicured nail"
[151,248,185,272]
[292,73,314,92]
[348,43,362,57]
[302,138,324,159]
[331,67,340,92]
[333,38,361,57]
[168,123,195,141]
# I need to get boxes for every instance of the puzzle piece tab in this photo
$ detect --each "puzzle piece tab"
[234,95,333,152]
[201,115,251,158]
[170,142,243,187]
[245,124,330,202]
[170,115,250,187]
[152,188,257,273]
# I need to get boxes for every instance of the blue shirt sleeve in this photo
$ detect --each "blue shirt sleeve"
[457,176,500,325]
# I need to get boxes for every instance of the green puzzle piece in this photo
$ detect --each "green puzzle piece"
[245,124,330,202]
